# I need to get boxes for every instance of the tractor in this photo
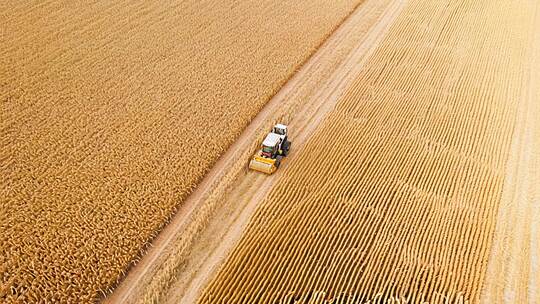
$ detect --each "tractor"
[248,124,291,174]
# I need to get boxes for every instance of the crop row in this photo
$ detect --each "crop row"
[198,0,538,303]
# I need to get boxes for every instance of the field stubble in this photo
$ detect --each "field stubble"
[198,0,540,303]
[480,3,540,301]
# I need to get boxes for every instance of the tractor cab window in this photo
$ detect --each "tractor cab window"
[262,145,274,153]
[273,128,285,135]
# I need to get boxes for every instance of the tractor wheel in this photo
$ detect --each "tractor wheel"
[275,156,283,168]
[283,141,291,156]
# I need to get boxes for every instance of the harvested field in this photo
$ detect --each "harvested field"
[0,0,364,302]
[480,7,540,302]
[198,0,540,303]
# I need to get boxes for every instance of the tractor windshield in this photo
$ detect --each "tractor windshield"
[262,145,274,153]
[273,128,285,135]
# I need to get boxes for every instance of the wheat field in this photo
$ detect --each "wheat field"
[198,0,539,303]
[0,0,365,302]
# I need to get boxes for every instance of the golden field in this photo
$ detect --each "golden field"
[198,0,540,303]
[0,0,364,302]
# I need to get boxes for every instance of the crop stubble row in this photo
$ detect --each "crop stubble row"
[198,0,539,303]
[480,2,540,301]
[0,0,364,302]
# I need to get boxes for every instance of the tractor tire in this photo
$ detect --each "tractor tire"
[275,156,283,168]
[283,141,291,156]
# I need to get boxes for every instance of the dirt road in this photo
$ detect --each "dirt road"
[166,0,406,303]
[105,0,404,302]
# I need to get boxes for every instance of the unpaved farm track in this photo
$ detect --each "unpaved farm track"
[106,0,403,302]
[199,0,540,303]
[168,1,405,303]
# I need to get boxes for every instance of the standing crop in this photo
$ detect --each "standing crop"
[0,0,363,302]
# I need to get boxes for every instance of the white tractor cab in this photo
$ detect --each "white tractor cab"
[261,124,290,158]
[248,124,291,174]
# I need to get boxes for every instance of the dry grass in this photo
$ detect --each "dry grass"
[198,0,539,303]
[0,0,363,302]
